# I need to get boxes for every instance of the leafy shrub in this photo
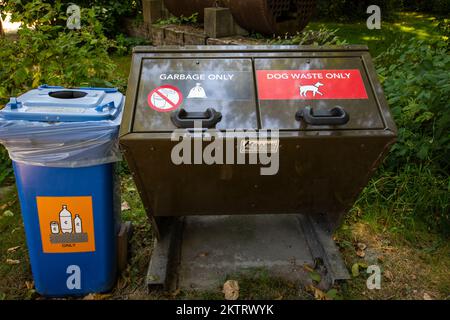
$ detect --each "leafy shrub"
[364,36,450,234]
[1,0,142,37]
[154,13,199,26]
[314,0,401,22]
[376,38,450,171]
[115,34,151,55]
[0,1,123,105]
[270,27,348,45]
[403,0,450,16]
[0,1,126,185]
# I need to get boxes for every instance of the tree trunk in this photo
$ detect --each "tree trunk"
[0,18,4,37]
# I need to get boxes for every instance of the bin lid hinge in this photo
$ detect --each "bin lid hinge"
[8,97,22,110]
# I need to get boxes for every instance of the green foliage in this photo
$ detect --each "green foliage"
[0,1,126,184]
[1,0,142,37]
[437,19,450,49]
[375,38,450,171]
[0,1,122,106]
[115,34,151,55]
[403,0,450,15]
[155,13,199,26]
[270,27,348,45]
[315,0,401,21]
[0,145,12,186]
[356,165,449,235]
[359,35,450,235]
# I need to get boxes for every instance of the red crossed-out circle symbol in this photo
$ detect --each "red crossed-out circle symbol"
[147,85,183,112]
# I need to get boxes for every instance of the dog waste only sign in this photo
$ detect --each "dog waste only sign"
[256,69,368,100]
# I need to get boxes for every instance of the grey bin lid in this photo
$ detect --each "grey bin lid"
[1,86,124,122]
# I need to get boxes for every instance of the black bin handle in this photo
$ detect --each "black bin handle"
[295,106,349,125]
[171,108,222,129]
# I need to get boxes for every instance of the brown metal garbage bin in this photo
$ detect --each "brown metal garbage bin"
[119,46,397,289]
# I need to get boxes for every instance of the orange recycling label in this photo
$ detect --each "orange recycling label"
[36,196,96,253]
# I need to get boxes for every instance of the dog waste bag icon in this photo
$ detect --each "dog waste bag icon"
[49,205,87,245]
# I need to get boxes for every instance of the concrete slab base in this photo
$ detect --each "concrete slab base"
[179,215,313,290]
[147,214,350,292]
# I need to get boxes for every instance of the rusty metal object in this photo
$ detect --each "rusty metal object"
[163,0,316,35]
[229,0,317,35]
[294,0,317,32]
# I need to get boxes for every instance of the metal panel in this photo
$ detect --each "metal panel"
[254,57,385,130]
[132,58,257,132]
[120,46,397,236]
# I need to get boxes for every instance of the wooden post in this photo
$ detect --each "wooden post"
[142,0,163,25]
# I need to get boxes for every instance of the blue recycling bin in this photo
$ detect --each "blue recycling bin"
[0,85,124,297]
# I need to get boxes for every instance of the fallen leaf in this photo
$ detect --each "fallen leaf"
[357,243,367,250]
[83,293,111,300]
[356,249,366,258]
[171,289,181,297]
[121,201,131,211]
[423,293,432,300]
[307,285,328,300]
[25,281,34,290]
[384,270,393,281]
[351,263,360,277]
[3,210,14,217]
[303,264,315,273]
[326,289,341,300]
[7,246,20,253]
[223,280,239,300]
[309,271,321,283]
[377,256,385,263]
[6,259,20,265]
[357,262,368,269]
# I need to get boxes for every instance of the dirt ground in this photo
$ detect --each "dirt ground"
[1,175,448,300]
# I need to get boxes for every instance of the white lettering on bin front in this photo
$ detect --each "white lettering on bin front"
[66,265,81,290]
[366,265,381,290]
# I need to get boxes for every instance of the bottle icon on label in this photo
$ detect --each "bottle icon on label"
[74,214,82,234]
[59,205,73,234]
[50,221,60,234]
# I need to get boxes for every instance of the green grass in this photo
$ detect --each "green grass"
[180,268,309,300]
[308,12,443,56]
[0,187,35,300]
[111,55,132,82]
